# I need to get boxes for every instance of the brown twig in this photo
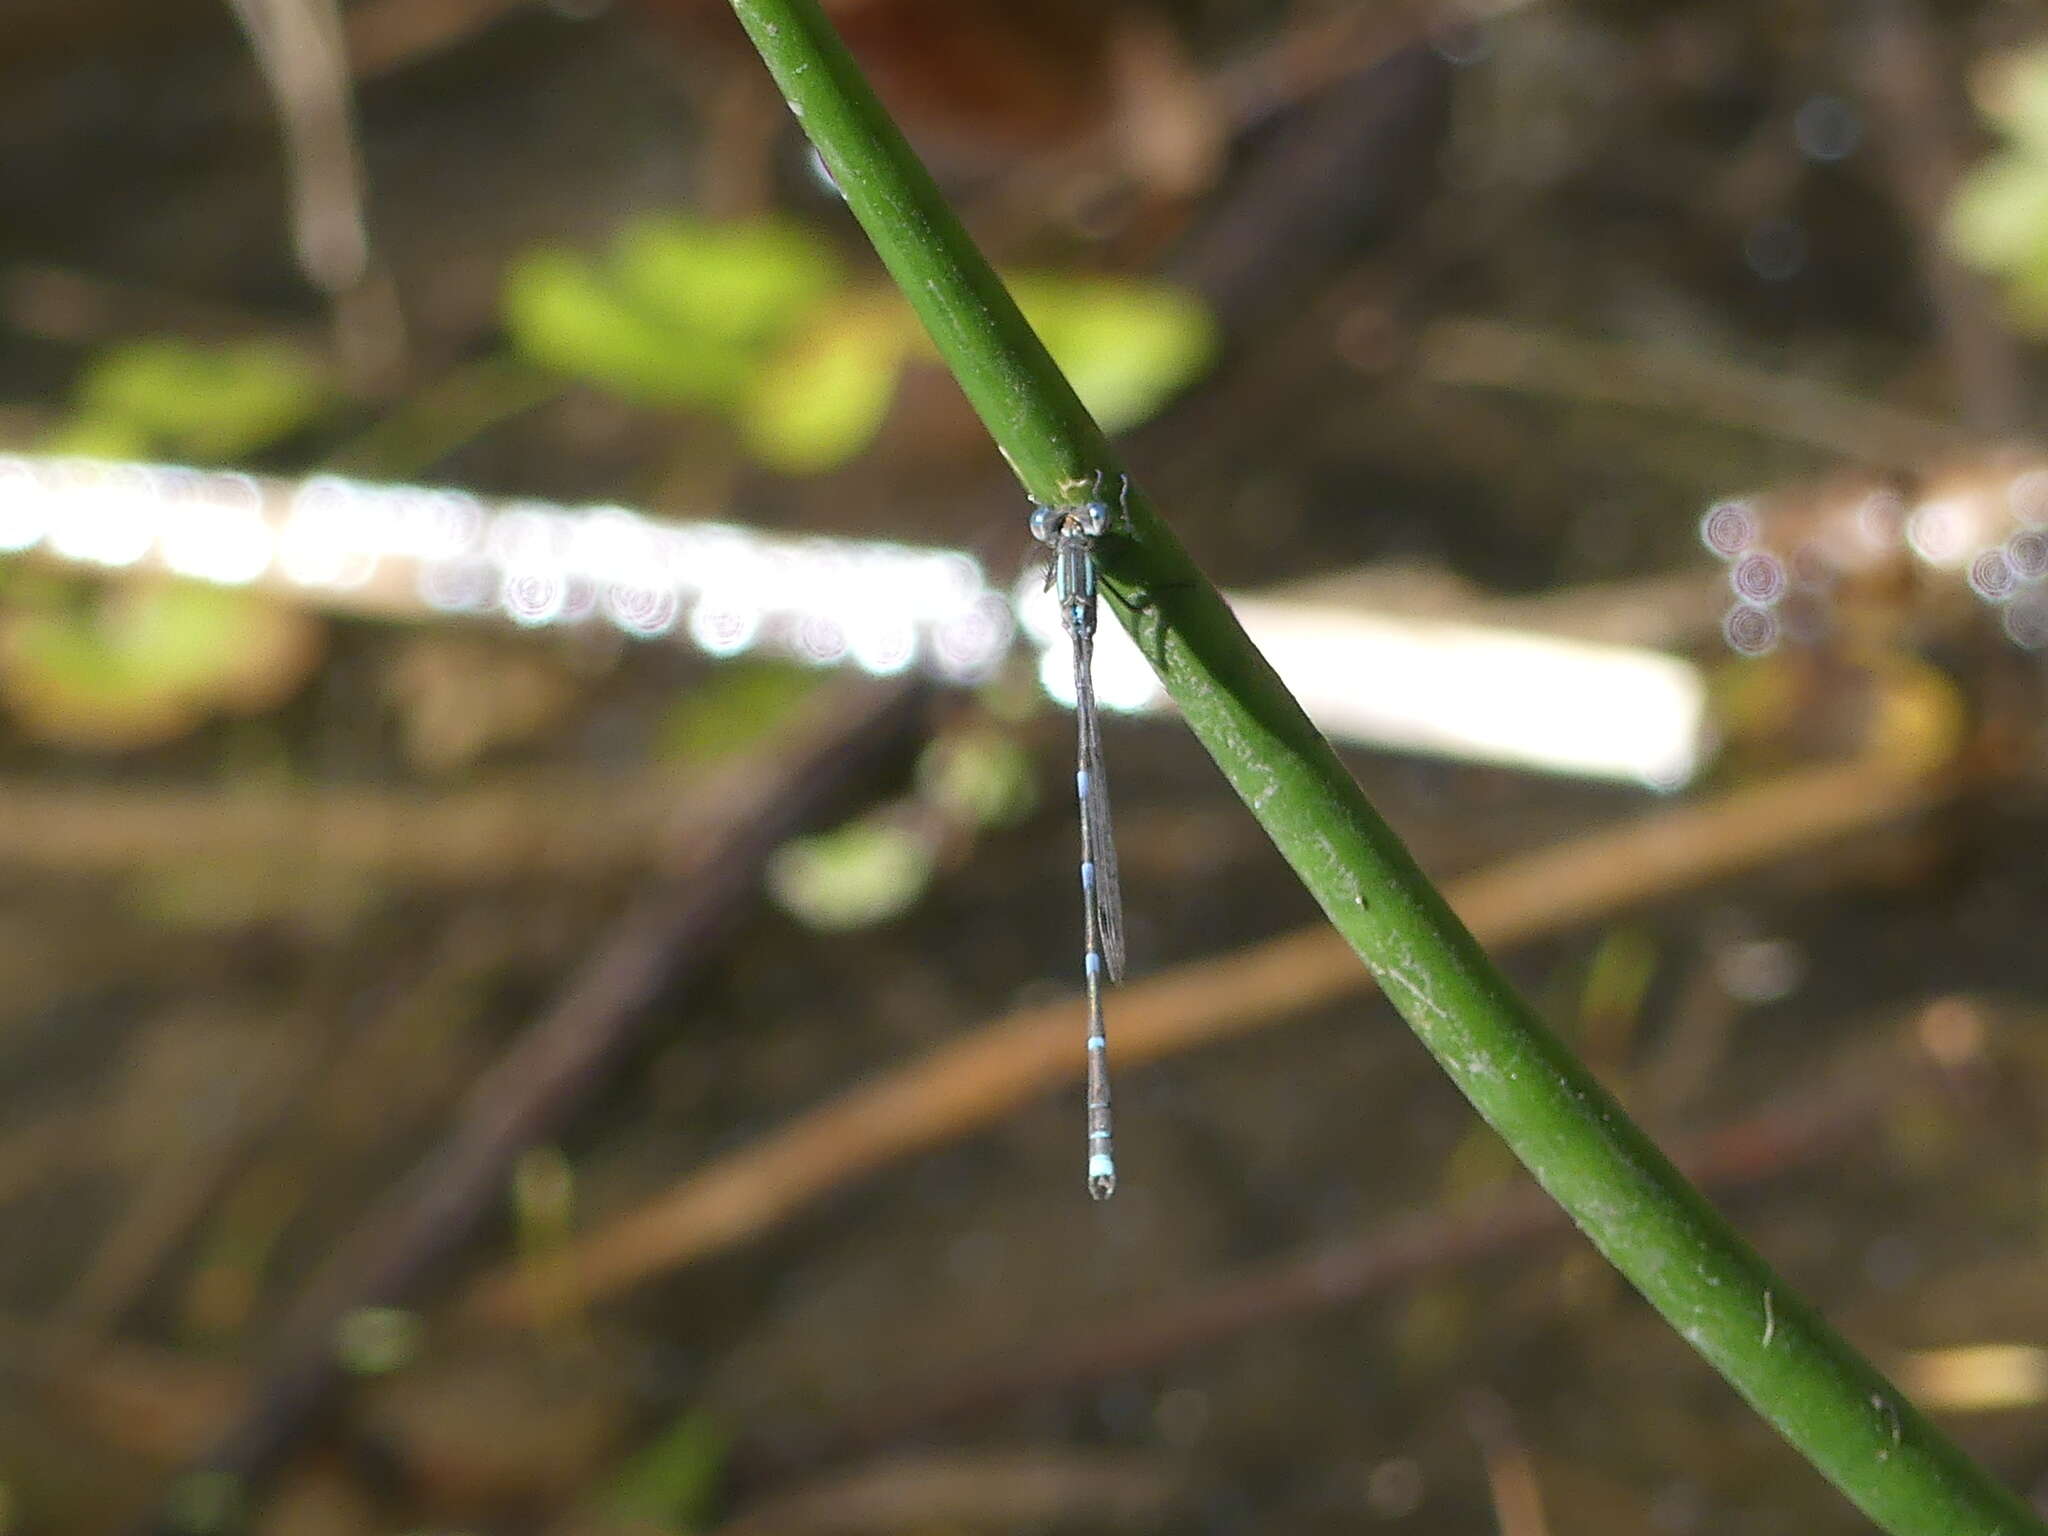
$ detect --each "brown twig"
[0,772,729,884]
[461,747,1949,1327]
[1467,1390,1551,1536]
[1417,316,1977,467]
[1211,0,1437,130]
[744,1061,1897,1476]
[0,1313,244,1466]
[709,1451,1174,1536]
[135,679,923,1533]
[60,1035,319,1337]
[1854,0,2032,436]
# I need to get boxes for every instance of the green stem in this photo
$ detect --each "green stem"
[723,3,2042,1531]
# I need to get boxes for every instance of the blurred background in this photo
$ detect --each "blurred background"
[4,0,2048,1531]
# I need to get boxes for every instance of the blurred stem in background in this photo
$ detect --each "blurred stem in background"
[720,0,2045,1531]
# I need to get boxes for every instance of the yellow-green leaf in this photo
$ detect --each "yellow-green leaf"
[1008,274,1216,433]
[72,338,329,461]
[614,215,841,349]
[1949,155,2048,273]
[502,249,755,409]
[741,299,911,474]
[1978,47,2048,153]
[38,411,155,462]
[765,816,933,930]
[0,583,323,750]
[915,727,1036,829]
[1951,47,2048,334]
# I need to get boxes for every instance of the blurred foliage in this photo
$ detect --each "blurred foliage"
[601,1411,727,1536]
[44,337,330,462]
[503,213,1214,473]
[2,336,333,749]
[334,1306,426,1377]
[654,662,822,763]
[510,1145,580,1328]
[131,856,381,939]
[915,724,1036,828]
[739,295,908,473]
[764,726,1035,931]
[0,578,322,750]
[1573,924,1659,1060]
[182,1162,303,1341]
[382,634,582,775]
[1003,272,1217,433]
[502,215,849,426]
[613,216,843,353]
[1949,46,2048,331]
[765,814,934,929]
[160,1472,244,1536]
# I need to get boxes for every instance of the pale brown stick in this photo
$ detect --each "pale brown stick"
[461,750,1946,1327]
[1418,316,1975,467]
[226,0,407,387]
[0,773,703,882]
[710,1452,1174,1536]
[1468,1391,1552,1536]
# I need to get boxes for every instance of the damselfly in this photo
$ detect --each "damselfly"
[1030,480,1127,1200]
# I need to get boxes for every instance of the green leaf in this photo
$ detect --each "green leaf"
[0,583,322,750]
[1980,46,2048,153]
[1008,274,1216,433]
[765,815,934,930]
[499,249,757,411]
[2005,268,2048,334]
[614,215,841,348]
[38,410,156,461]
[72,338,329,460]
[502,218,845,414]
[1950,47,2048,335]
[1947,154,2048,334]
[741,298,910,473]
[1948,154,2048,272]
[502,248,756,409]
[915,726,1035,828]
[603,1411,728,1535]
[332,1306,424,1376]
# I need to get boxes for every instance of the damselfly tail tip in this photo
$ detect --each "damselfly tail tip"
[1087,1159,1117,1201]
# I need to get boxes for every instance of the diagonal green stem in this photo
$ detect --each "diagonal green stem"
[723,2,2043,1531]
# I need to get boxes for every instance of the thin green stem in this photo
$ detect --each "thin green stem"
[723,3,2043,1531]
